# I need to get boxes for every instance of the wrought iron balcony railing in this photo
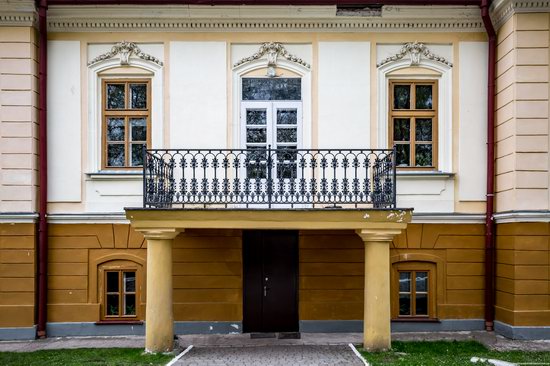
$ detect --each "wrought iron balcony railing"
[143,147,396,209]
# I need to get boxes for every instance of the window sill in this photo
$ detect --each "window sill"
[95,320,143,325]
[86,171,143,181]
[391,318,440,323]
[396,171,454,179]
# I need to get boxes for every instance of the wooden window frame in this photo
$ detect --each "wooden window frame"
[102,79,151,170]
[391,262,437,320]
[389,80,438,170]
[101,269,139,320]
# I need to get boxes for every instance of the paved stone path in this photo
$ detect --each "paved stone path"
[175,345,364,366]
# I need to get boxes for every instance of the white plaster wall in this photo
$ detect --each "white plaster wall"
[318,42,370,148]
[85,178,142,212]
[397,176,455,212]
[47,40,81,202]
[459,42,488,201]
[170,42,227,148]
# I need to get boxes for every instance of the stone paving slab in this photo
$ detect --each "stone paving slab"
[175,345,364,366]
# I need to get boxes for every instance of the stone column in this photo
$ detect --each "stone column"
[141,229,180,353]
[356,227,403,351]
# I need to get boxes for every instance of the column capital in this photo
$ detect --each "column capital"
[137,228,182,240]
[356,227,404,242]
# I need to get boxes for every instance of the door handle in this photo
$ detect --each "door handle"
[264,285,267,297]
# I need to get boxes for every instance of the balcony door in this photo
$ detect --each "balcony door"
[240,77,302,179]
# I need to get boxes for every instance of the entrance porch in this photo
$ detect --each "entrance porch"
[125,208,412,353]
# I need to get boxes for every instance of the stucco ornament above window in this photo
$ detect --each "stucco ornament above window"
[87,41,163,67]
[377,41,452,68]
[233,42,310,76]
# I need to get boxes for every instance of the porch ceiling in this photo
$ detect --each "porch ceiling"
[125,208,413,231]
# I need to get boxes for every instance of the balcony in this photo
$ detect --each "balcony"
[142,147,396,209]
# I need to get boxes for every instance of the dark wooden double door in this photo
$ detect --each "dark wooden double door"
[243,230,298,333]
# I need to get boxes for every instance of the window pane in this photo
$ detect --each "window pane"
[106,294,119,316]
[242,78,301,101]
[399,272,411,292]
[277,109,297,125]
[124,272,136,293]
[277,128,297,143]
[415,144,433,167]
[131,144,145,167]
[246,110,267,125]
[107,84,125,109]
[415,119,432,141]
[396,144,410,167]
[246,128,267,143]
[130,84,147,109]
[130,118,147,141]
[399,294,411,316]
[416,271,428,292]
[106,118,125,142]
[124,294,136,316]
[393,118,410,142]
[416,85,433,109]
[416,293,428,315]
[107,144,125,167]
[107,272,119,292]
[393,85,410,109]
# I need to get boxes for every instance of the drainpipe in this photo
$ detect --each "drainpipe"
[37,0,48,339]
[480,0,496,332]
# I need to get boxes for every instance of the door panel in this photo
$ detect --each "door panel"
[243,230,299,333]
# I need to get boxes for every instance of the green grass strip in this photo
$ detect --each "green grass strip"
[360,340,550,366]
[0,348,173,366]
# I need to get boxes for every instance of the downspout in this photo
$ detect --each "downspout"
[37,0,48,338]
[480,0,496,332]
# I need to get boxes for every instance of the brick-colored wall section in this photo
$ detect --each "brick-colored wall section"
[0,26,39,213]
[0,223,35,327]
[495,222,550,326]
[496,13,550,212]
[300,225,486,321]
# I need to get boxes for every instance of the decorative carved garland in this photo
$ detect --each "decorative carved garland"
[87,41,163,67]
[233,42,311,70]
[377,41,452,68]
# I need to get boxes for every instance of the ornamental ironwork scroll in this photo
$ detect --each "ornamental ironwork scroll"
[88,41,163,67]
[377,41,452,68]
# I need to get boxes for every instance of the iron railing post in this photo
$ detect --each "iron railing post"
[267,144,272,208]
[392,145,397,208]
[142,145,147,208]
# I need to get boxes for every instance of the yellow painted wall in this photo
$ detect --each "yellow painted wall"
[1,222,539,327]
[300,225,486,321]
[496,223,550,326]
[0,223,36,327]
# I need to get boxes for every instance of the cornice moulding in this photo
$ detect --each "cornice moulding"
[0,0,36,27]
[491,0,550,29]
[47,5,484,32]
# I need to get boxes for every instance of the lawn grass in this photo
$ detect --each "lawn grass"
[0,348,173,366]
[360,340,550,366]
